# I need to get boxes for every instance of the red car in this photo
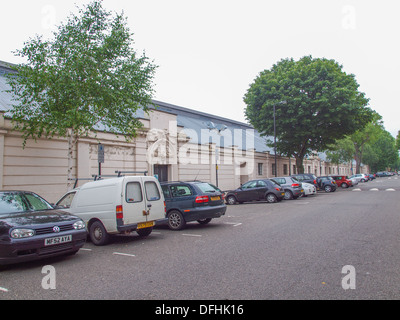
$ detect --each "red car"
[330,175,353,188]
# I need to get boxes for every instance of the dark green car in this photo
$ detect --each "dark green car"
[161,181,227,230]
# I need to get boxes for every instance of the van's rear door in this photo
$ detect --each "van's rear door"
[142,177,166,223]
[122,176,165,227]
[122,177,147,225]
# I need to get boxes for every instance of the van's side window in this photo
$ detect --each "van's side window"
[145,181,161,201]
[126,182,143,203]
[56,192,76,208]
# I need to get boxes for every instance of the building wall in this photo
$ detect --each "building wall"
[0,110,368,203]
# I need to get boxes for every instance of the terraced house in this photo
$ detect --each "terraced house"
[0,60,367,203]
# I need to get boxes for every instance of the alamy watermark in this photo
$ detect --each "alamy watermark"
[341,265,356,290]
[146,120,256,175]
[41,265,56,290]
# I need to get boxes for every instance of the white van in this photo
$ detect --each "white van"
[55,176,167,245]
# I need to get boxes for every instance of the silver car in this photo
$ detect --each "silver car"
[349,174,368,183]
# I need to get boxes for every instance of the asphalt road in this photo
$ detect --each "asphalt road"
[1,176,400,301]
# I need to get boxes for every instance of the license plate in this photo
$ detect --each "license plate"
[211,196,221,201]
[281,192,285,196]
[301,189,304,193]
[137,221,155,229]
[45,235,72,246]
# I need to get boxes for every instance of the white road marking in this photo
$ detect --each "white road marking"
[386,188,396,191]
[0,287,9,293]
[80,248,92,251]
[113,252,136,257]
[224,222,243,227]
[370,188,379,191]
[182,234,202,237]
[352,188,361,191]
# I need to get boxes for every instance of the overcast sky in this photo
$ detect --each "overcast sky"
[1,0,399,137]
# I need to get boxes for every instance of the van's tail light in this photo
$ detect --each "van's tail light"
[313,180,317,185]
[291,183,300,187]
[116,205,123,219]
[275,187,280,191]
[164,201,166,213]
[195,196,209,203]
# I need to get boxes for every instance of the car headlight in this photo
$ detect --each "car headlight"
[73,220,86,230]
[11,228,35,239]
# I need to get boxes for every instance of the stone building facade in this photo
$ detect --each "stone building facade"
[0,61,367,203]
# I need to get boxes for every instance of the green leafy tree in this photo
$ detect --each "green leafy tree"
[244,56,372,173]
[6,0,157,184]
[325,138,355,173]
[363,129,399,172]
[348,111,383,173]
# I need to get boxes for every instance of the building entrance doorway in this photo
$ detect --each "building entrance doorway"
[154,165,169,182]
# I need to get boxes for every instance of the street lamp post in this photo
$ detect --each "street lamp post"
[273,101,287,177]
[206,121,227,187]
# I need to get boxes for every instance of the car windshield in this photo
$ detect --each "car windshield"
[0,192,53,214]
[196,182,219,193]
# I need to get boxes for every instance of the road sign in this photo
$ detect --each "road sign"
[98,143,104,163]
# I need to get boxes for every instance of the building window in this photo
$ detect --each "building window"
[272,163,276,176]
[258,163,263,175]
[283,164,288,175]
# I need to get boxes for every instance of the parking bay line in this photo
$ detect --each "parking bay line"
[113,252,136,257]
[182,233,202,237]
[224,222,243,227]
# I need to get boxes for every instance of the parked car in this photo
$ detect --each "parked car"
[56,176,168,245]
[349,173,368,183]
[367,174,376,180]
[0,191,87,266]
[375,171,390,177]
[160,181,226,230]
[330,175,353,188]
[290,173,318,190]
[302,182,317,196]
[271,176,304,200]
[225,179,284,205]
[316,176,337,192]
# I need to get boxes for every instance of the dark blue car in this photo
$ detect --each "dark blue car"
[160,181,227,230]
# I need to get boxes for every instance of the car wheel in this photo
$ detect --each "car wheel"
[197,218,212,225]
[324,185,332,192]
[226,195,237,205]
[341,183,348,188]
[266,193,277,203]
[168,210,186,230]
[89,220,110,246]
[284,190,293,200]
[136,227,153,237]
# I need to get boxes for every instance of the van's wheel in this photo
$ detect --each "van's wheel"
[168,210,186,230]
[137,227,153,237]
[324,185,333,192]
[89,221,110,246]
[341,183,348,188]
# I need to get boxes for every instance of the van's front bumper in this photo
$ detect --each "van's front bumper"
[117,218,169,233]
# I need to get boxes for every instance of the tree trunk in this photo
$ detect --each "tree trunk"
[67,128,78,190]
[353,144,363,174]
[295,156,304,174]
